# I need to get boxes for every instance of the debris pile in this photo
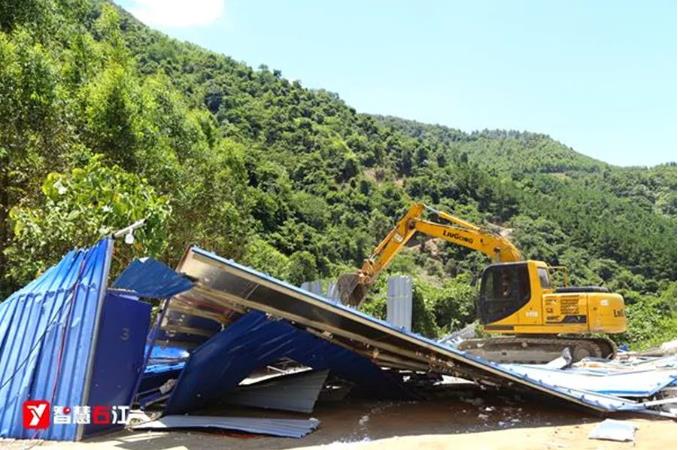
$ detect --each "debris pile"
[503,353,676,417]
[0,239,675,443]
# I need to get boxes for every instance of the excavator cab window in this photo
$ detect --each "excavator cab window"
[478,263,531,324]
[537,267,551,288]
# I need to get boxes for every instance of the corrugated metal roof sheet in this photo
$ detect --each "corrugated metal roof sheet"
[172,246,651,414]
[503,364,677,397]
[0,239,113,441]
[226,369,329,413]
[112,258,193,299]
[164,311,409,415]
[386,276,413,332]
[133,415,320,438]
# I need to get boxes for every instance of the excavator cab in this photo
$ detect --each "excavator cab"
[478,262,532,325]
[477,261,627,336]
[462,260,628,361]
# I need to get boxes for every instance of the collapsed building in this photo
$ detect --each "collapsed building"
[0,239,675,441]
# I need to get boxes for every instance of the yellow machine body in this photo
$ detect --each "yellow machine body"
[337,203,627,339]
[480,260,627,335]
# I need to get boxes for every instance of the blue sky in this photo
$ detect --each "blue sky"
[116,1,676,166]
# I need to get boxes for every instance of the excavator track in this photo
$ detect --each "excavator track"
[457,336,617,364]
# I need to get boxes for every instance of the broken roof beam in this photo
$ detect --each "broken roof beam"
[172,246,653,414]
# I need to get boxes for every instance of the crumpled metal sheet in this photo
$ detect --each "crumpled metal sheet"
[226,369,329,413]
[0,239,113,441]
[164,311,410,415]
[588,419,638,442]
[503,364,677,397]
[113,258,193,299]
[133,415,320,438]
[172,246,653,414]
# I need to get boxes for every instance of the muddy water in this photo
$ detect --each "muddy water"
[304,392,597,444]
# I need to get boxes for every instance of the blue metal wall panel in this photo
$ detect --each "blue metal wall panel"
[84,292,150,437]
[0,239,112,441]
[165,311,409,414]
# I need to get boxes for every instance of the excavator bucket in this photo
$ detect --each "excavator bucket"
[336,273,369,307]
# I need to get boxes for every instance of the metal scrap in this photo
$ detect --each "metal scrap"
[164,246,657,415]
[588,419,638,442]
[226,369,329,413]
[132,415,320,438]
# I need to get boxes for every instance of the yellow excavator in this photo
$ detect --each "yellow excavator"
[336,203,627,363]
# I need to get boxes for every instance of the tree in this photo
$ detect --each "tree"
[5,156,170,286]
[241,237,290,280]
[0,29,64,296]
[83,64,142,169]
[288,251,318,285]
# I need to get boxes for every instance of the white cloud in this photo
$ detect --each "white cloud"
[125,0,225,28]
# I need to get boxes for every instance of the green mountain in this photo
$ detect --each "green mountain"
[1,0,675,348]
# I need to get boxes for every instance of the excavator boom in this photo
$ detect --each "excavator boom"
[337,203,521,306]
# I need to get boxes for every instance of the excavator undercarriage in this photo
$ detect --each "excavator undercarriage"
[457,335,617,364]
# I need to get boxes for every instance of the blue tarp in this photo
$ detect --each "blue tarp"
[146,345,190,364]
[0,239,112,441]
[164,311,410,414]
[142,345,189,377]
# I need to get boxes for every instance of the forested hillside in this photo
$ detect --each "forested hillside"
[1,0,675,348]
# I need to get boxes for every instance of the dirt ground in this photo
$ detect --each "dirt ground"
[4,392,676,450]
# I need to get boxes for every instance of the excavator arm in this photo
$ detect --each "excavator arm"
[336,203,522,306]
